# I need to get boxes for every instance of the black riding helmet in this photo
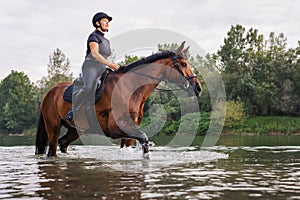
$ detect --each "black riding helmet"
[92,12,112,28]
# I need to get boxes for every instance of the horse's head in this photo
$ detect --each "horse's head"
[167,41,202,96]
[115,41,202,97]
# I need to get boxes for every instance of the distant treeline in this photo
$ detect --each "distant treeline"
[0,24,299,134]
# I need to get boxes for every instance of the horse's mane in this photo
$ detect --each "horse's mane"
[116,51,175,73]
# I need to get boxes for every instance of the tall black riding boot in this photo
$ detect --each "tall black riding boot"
[65,87,87,123]
[65,76,89,122]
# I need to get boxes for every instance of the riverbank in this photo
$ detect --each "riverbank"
[1,116,300,137]
[225,116,300,135]
[1,134,300,147]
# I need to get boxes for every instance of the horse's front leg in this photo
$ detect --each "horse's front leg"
[58,127,79,153]
[117,120,149,159]
[137,131,149,159]
[140,137,150,159]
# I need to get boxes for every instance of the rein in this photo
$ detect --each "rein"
[131,71,187,91]
[130,53,196,90]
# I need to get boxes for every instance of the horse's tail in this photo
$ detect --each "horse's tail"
[35,112,48,154]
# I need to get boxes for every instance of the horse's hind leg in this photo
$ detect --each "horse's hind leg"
[43,114,63,157]
[46,125,61,157]
[120,138,135,148]
[58,127,79,153]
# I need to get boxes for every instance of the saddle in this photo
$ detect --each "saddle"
[63,69,109,103]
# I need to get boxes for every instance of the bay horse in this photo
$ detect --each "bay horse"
[35,42,202,159]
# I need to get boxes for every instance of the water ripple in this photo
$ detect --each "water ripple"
[0,145,299,199]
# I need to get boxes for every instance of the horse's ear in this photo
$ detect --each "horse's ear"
[182,46,190,55]
[175,41,186,54]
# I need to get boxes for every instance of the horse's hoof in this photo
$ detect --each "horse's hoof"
[58,139,67,153]
[47,153,57,157]
[143,153,150,160]
[60,146,67,153]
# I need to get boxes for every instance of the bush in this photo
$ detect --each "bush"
[225,98,246,128]
[214,98,246,130]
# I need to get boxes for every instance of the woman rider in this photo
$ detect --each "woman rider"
[65,12,119,132]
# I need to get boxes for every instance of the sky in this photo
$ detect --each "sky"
[0,0,299,83]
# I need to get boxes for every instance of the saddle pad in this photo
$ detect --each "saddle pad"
[63,70,108,103]
[63,83,104,103]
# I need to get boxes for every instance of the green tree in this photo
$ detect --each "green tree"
[118,55,140,66]
[158,43,180,51]
[216,25,300,116]
[0,71,36,133]
[217,25,258,114]
[38,48,73,98]
[294,41,300,115]
[265,33,299,115]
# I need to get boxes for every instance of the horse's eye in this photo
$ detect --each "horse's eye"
[181,62,187,67]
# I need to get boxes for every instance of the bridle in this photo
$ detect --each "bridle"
[129,52,197,91]
[171,53,197,82]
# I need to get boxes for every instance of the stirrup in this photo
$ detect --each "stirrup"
[65,109,74,123]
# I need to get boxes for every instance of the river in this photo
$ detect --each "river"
[0,135,300,199]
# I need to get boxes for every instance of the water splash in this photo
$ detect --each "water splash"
[64,145,228,172]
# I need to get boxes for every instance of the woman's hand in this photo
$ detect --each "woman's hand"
[89,42,119,70]
[109,63,119,70]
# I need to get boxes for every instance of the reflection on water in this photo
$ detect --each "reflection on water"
[36,158,145,199]
[0,145,300,199]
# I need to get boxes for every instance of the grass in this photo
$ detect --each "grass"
[233,116,300,135]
